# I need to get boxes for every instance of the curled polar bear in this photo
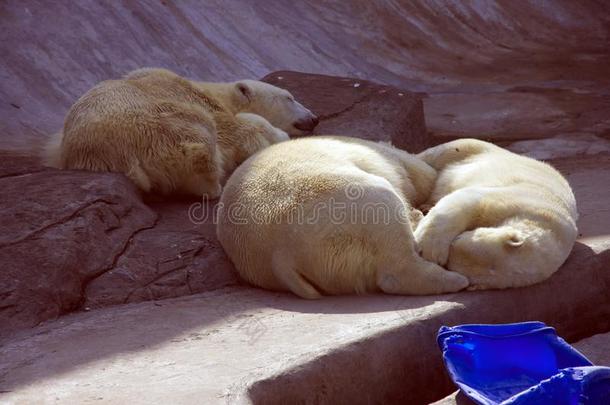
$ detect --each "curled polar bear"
[216,136,469,298]
[44,68,317,197]
[415,138,578,290]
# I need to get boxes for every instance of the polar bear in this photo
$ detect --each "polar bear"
[44,68,317,197]
[414,138,578,290]
[216,136,469,298]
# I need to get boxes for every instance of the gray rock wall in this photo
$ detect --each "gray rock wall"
[2,0,609,150]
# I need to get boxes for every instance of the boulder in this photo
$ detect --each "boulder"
[0,154,157,338]
[262,71,431,152]
[82,200,239,308]
[0,153,242,338]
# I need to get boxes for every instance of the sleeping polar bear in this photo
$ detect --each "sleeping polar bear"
[415,139,578,290]
[44,68,317,197]
[216,136,469,298]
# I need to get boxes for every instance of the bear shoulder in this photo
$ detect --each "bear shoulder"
[123,68,226,113]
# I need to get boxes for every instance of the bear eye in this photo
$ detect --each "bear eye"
[285,95,294,102]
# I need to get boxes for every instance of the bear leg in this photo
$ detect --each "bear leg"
[414,186,517,266]
[377,258,469,295]
[126,158,152,193]
[178,141,223,198]
[372,205,469,295]
[272,249,322,299]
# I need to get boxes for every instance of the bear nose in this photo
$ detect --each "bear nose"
[294,115,319,132]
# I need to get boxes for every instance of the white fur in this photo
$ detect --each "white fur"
[415,139,578,289]
[195,79,317,136]
[217,136,469,298]
[236,80,316,135]
[41,68,294,197]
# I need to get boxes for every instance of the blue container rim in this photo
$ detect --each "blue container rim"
[437,322,554,347]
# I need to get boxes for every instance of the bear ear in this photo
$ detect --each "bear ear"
[235,82,252,103]
[505,231,525,247]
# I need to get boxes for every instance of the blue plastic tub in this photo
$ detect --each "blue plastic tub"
[437,322,610,404]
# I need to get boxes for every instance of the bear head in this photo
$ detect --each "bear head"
[232,80,318,136]
[446,224,567,290]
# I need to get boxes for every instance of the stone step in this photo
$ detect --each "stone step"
[1,221,608,403]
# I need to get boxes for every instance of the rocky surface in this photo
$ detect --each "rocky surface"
[1,225,608,404]
[81,199,240,308]
[424,85,610,143]
[0,154,242,337]
[1,148,608,403]
[2,1,609,151]
[1,1,610,402]
[262,71,430,152]
[575,332,610,367]
[0,154,157,337]
[0,72,427,338]
[1,69,609,402]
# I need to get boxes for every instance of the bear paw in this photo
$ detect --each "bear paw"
[414,220,454,266]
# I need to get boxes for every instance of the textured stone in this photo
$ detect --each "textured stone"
[1,236,608,404]
[1,152,608,404]
[83,200,239,308]
[1,0,610,401]
[2,1,609,151]
[262,71,430,152]
[425,87,610,143]
[575,332,610,367]
[0,154,241,337]
[0,157,157,338]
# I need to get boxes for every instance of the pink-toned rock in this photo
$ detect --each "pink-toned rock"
[0,156,241,337]
[262,71,430,152]
[1,1,609,402]
[83,200,239,308]
[0,219,607,404]
[1,141,609,405]
[0,153,242,338]
[575,332,610,367]
[425,87,610,143]
[0,155,157,338]
[2,1,609,151]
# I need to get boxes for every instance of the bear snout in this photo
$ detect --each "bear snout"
[294,114,319,132]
